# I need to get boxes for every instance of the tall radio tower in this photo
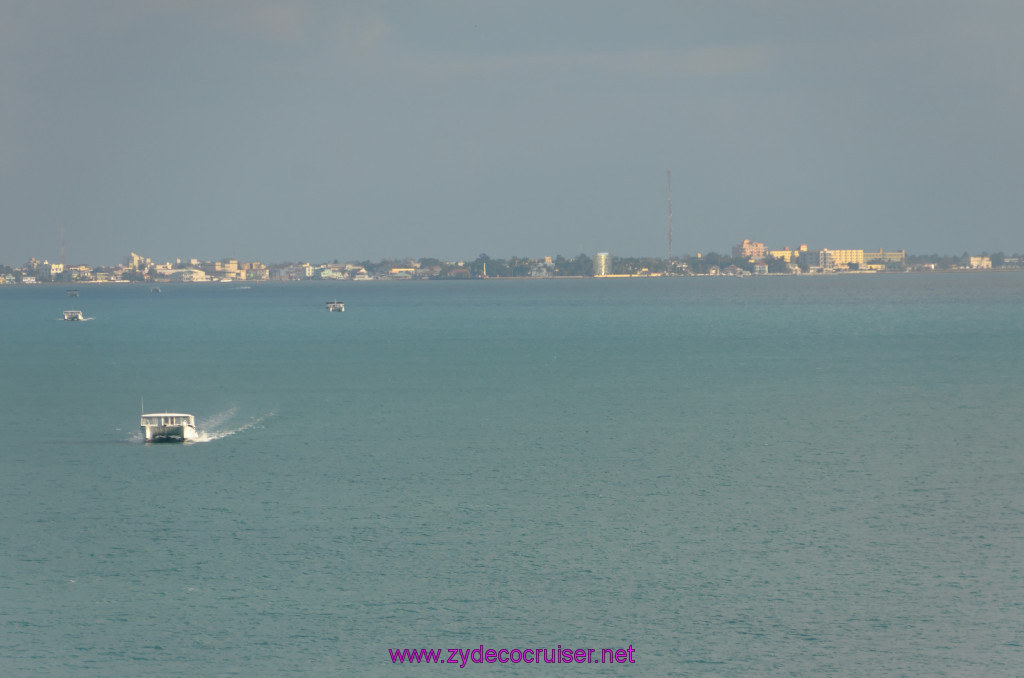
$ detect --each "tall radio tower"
[667,170,673,260]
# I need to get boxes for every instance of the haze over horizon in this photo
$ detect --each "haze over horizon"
[3,1,1023,267]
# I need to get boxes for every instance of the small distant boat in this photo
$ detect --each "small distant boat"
[63,310,84,321]
[66,289,79,297]
[150,287,162,293]
[140,412,198,443]
[326,301,345,312]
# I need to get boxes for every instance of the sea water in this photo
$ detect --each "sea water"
[1,275,1023,676]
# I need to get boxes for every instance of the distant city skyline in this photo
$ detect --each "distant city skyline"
[4,247,1013,285]
[4,239,1017,271]
[3,2,1023,265]
[3,243,1014,276]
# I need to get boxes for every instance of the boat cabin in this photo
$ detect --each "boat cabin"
[140,413,195,428]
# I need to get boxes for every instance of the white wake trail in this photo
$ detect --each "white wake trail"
[196,411,274,442]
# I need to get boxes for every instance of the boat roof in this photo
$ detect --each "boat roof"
[141,412,194,418]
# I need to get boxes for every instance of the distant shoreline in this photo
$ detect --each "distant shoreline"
[4,267,1023,287]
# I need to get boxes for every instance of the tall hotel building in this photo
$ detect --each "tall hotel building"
[594,252,612,276]
[733,239,767,261]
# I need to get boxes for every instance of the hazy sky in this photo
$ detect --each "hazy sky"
[3,1,1023,265]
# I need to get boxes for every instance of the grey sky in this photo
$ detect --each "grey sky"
[2,1,1023,266]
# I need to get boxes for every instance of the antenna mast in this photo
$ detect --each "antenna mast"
[667,170,673,261]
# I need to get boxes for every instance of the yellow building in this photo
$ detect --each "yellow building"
[819,249,864,269]
[969,256,992,269]
[864,249,906,265]
[768,248,795,263]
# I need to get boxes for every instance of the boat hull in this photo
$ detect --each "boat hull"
[141,424,199,443]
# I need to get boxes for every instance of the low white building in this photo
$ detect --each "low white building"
[168,268,209,282]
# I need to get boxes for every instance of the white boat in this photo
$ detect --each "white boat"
[63,310,84,321]
[140,412,199,443]
[326,300,345,312]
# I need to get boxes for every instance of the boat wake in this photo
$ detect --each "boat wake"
[196,409,274,442]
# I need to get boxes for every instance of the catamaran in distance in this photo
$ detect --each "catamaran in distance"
[140,412,199,443]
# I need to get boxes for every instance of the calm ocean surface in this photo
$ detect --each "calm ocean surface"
[2,275,1023,676]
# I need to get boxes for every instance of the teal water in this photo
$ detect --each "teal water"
[2,275,1023,675]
